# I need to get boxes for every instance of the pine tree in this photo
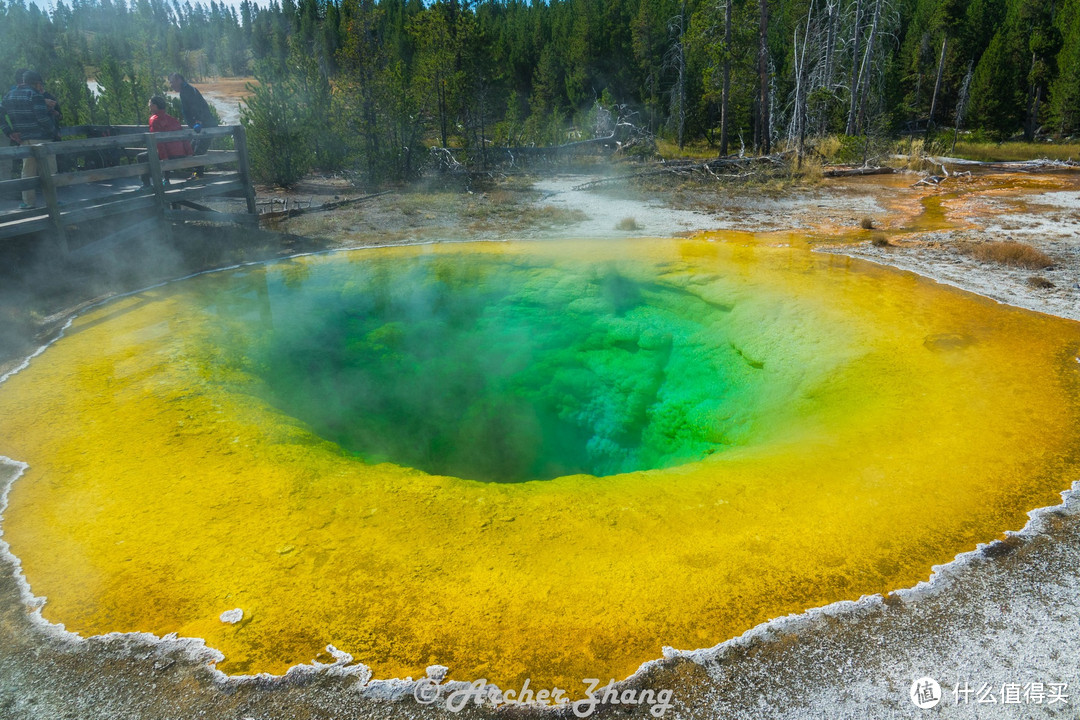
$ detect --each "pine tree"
[1049,0,1080,134]
[240,64,314,186]
[1020,0,1061,139]
[968,22,1025,138]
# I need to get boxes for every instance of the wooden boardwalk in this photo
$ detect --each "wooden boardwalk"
[0,125,257,251]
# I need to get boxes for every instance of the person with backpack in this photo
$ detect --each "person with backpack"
[168,73,217,178]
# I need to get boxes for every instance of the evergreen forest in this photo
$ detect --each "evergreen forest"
[2,0,1076,184]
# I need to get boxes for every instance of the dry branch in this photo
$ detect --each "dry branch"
[563,153,793,193]
[822,165,895,177]
[260,190,392,220]
[953,159,1078,173]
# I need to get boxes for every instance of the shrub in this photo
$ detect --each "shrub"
[242,45,344,186]
[823,134,866,164]
[966,241,1054,269]
[241,73,314,186]
[616,217,641,231]
[860,217,875,230]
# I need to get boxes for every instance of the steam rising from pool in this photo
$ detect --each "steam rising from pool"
[1,238,1078,692]
[244,258,770,482]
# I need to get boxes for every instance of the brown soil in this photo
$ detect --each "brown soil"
[191,76,257,99]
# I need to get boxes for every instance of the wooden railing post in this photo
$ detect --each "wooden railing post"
[30,142,68,251]
[145,133,173,243]
[232,125,258,217]
[146,134,166,211]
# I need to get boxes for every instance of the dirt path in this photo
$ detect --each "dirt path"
[188,77,255,126]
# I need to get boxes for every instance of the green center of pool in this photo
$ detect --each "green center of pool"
[237,257,767,482]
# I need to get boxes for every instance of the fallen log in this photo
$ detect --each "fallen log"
[928,156,1079,173]
[822,165,896,177]
[564,153,792,192]
[259,190,392,221]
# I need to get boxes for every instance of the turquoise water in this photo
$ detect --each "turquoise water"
[220,253,769,482]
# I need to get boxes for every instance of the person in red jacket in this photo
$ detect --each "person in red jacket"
[139,96,192,186]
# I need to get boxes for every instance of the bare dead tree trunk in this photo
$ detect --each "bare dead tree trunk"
[951,61,973,153]
[791,29,804,166]
[1026,83,1043,142]
[822,0,836,87]
[720,0,732,155]
[1025,0,1057,141]
[791,26,802,149]
[928,35,947,125]
[845,0,864,135]
[679,0,687,148]
[645,72,659,133]
[478,77,488,171]
[854,0,882,134]
[667,2,688,149]
[1025,51,1042,142]
[796,1,813,165]
[758,0,770,154]
[438,74,449,148]
[819,0,839,134]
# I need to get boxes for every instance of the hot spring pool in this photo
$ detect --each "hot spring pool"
[1,238,1078,691]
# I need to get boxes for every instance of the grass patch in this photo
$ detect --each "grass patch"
[487,189,515,205]
[814,136,844,160]
[1026,276,1055,289]
[465,201,587,232]
[888,137,944,171]
[532,205,589,226]
[950,141,1080,163]
[616,217,641,231]
[809,134,883,165]
[655,138,720,161]
[964,241,1055,269]
[398,192,460,216]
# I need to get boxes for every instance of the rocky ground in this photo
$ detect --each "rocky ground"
[2,166,1080,719]
[817,172,1080,323]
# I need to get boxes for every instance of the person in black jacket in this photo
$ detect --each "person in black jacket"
[1,69,29,196]
[1,70,58,207]
[168,73,218,178]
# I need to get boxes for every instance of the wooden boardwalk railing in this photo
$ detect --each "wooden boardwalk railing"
[0,124,257,250]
